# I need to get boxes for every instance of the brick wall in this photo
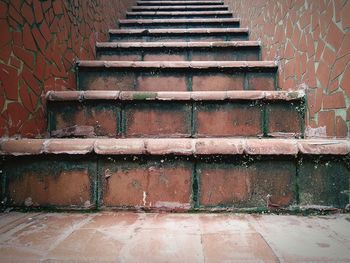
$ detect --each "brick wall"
[225,0,350,138]
[0,0,135,138]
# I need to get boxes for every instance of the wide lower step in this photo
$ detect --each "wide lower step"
[131,5,229,11]
[126,10,233,19]
[96,41,261,61]
[46,90,305,138]
[118,18,240,29]
[136,1,225,6]
[109,28,249,42]
[77,61,278,91]
[1,138,349,211]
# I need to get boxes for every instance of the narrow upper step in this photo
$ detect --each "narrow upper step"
[77,60,277,70]
[126,10,233,19]
[1,138,349,156]
[96,41,261,61]
[109,28,249,42]
[96,41,260,49]
[131,5,229,11]
[118,18,240,29]
[46,90,304,102]
[137,1,225,6]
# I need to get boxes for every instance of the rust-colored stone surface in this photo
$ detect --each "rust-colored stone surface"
[267,103,303,135]
[0,0,135,137]
[52,103,119,137]
[125,103,192,137]
[225,0,350,137]
[198,160,295,207]
[101,159,192,209]
[192,74,244,91]
[6,159,93,207]
[195,103,263,136]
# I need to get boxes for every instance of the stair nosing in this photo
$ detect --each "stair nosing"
[1,138,349,156]
[77,60,277,69]
[46,90,304,102]
[131,5,229,10]
[119,18,240,24]
[96,41,260,49]
[108,28,249,35]
[126,11,233,15]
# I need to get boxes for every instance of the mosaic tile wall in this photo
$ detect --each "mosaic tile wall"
[0,0,135,138]
[226,0,350,138]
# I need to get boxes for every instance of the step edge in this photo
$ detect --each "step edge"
[95,40,260,49]
[118,18,240,23]
[108,28,249,34]
[76,60,278,69]
[46,90,304,102]
[1,138,349,156]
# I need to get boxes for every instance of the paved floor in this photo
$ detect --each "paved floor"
[0,212,349,262]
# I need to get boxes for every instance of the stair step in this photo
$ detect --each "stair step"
[96,41,261,61]
[77,61,278,91]
[109,28,249,42]
[126,11,233,19]
[137,1,225,6]
[119,18,240,29]
[46,90,305,138]
[1,138,349,210]
[131,5,229,11]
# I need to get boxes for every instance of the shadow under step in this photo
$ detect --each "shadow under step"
[126,10,233,19]
[109,28,249,42]
[1,138,349,211]
[46,90,305,138]
[96,41,261,61]
[77,61,278,92]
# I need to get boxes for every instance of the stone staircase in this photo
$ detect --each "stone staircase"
[0,0,349,212]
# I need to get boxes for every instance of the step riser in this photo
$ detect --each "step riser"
[132,6,229,11]
[48,101,304,138]
[96,48,260,61]
[3,156,348,210]
[78,70,277,92]
[110,33,249,42]
[119,21,240,29]
[126,13,233,19]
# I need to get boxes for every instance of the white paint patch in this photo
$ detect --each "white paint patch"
[143,191,147,206]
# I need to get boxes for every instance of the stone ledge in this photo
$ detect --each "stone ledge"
[119,18,239,25]
[137,1,225,5]
[132,5,229,11]
[96,41,260,49]
[109,28,248,34]
[46,90,304,101]
[1,138,349,156]
[126,10,232,15]
[76,60,278,69]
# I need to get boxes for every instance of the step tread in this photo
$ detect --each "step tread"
[109,28,249,34]
[96,41,260,49]
[126,11,232,15]
[1,138,349,156]
[77,60,277,69]
[46,90,304,102]
[132,5,229,10]
[137,1,224,4]
[119,18,240,24]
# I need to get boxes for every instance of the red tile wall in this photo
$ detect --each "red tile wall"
[226,0,350,138]
[0,0,135,138]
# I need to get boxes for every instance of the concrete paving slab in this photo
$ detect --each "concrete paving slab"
[0,212,349,263]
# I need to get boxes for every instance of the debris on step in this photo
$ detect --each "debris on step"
[51,125,96,138]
